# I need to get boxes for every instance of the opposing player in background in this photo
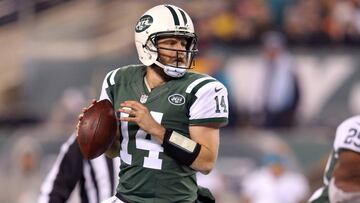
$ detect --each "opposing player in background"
[80,4,229,203]
[38,132,120,203]
[309,115,360,203]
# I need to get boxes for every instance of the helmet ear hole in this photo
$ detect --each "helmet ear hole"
[144,44,155,59]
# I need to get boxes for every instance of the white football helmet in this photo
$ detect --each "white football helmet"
[135,4,198,78]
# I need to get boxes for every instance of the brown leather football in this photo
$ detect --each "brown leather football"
[77,99,117,159]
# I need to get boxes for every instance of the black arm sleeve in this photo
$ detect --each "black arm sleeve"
[38,134,84,203]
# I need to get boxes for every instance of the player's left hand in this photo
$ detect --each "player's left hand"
[118,100,165,139]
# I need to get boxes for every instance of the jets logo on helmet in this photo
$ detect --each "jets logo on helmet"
[134,4,198,78]
[135,15,153,33]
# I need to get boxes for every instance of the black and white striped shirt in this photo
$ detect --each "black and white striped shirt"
[38,133,120,203]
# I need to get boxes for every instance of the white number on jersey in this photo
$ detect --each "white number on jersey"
[334,116,360,153]
[120,111,164,170]
[343,128,360,147]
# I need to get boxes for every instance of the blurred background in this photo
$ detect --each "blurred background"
[1,0,360,202]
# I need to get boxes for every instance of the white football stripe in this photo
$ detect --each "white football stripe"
[185,76,213,93]
[110,68,121,85]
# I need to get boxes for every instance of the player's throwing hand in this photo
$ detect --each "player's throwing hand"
[118,100,165,142]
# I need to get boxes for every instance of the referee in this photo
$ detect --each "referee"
[38,132,120,203]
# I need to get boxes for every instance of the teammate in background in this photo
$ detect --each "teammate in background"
[78,4,229,203]
[38,132,120,203]
[309,115,360,203]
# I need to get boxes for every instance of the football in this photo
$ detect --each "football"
[77,99,117,159]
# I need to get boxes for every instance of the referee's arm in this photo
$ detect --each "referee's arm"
[38,133,83,203]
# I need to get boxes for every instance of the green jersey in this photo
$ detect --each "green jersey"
[99,65,229,203]
[309,116,360,203]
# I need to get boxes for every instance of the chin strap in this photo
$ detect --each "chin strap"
[154,61,187,78]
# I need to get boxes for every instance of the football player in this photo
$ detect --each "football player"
[78,4,229,203]
[309,115,360,203]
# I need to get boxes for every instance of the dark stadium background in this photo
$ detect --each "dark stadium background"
[0,0,359,202]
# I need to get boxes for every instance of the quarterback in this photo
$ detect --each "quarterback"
[309,115,360,203]
[93,4,229,203]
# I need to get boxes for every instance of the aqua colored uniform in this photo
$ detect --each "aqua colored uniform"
[99,65,228,203]
[309,116,360,203]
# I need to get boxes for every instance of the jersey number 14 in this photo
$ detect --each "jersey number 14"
[120,111,164,170]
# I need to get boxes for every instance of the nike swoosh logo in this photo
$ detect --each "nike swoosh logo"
[215,87,223,92]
